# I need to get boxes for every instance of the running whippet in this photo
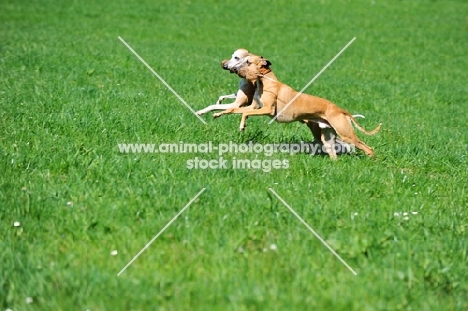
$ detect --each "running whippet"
[213,55,381,159]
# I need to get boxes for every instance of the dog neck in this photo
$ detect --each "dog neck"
[257,70,277,83]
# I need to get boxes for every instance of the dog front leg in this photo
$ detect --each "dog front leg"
[196,93,237,115]
[196,90,253,116]
[197,102,240,115]
[212,104,256,118]
[240,114,248,131]
[238,106,275,131]
[216,93,237,105]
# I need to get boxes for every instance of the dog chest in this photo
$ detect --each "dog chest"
[275,114,295,123]
[253,92,264,109]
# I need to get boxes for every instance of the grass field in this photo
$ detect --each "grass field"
[1,0,468,310]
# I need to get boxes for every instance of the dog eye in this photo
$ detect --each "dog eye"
[234,56,239,60]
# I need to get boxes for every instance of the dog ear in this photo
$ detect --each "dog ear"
[260,57,271,67]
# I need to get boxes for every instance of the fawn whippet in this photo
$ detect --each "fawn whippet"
[197,49,326,141]
[212,55,381,158]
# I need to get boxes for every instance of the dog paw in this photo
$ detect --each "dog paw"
[213,113,221,118]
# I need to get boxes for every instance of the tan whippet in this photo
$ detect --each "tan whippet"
[197,49,325,142]
[213,55,381,159]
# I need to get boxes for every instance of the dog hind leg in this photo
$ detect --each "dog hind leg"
[328,114,375,157]
[320,127,337,159]
[302,120,322,143]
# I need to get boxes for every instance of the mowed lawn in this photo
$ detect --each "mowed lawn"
[1,0,467,310]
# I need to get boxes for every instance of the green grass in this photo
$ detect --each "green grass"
[1,0,468,310]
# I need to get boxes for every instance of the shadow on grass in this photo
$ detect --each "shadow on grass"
[235,132,359,158]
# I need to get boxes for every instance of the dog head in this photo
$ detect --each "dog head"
[221,48,250,73]
[236,55,272,81]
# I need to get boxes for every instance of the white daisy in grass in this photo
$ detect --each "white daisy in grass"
[13,221,20,227]
[110,250,118,256]
[394,211,419,222]
[26,297,33,304]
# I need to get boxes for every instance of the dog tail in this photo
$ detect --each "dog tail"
[347,114,381,135]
